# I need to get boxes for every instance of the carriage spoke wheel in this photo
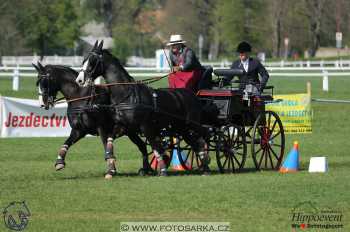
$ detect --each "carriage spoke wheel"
[145,137,173,173]
[252,111,285,170]
[216,124,247,173]
[176,137,202,171]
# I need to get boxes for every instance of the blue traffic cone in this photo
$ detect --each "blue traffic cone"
[280,141,299,173]
[171,149,186,171]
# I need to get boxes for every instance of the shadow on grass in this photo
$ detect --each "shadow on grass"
[53,166,287,180]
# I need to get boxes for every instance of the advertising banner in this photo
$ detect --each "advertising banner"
[266,93,312,134]
[0,96,71,137]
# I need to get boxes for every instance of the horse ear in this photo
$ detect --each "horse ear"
[93,40,98,50]
[37,61,45,71]
[32,63,40,73]
[98,40,104,51]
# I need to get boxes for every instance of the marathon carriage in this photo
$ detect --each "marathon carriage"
[36,41,285,178]
[148,68,285,173]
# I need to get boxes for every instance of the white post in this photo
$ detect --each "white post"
[12,66,20,91]
[307,60,310,67]
[220,60,224,68]
[335,60,339,67]
[322,70,329,92]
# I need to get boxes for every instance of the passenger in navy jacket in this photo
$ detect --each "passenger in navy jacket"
[227,41,269,92]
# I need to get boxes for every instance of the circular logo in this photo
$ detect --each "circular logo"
[3,201,31,231]
[120,224,129,231]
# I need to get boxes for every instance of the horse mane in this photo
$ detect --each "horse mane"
[102,49,134,82]
[46,65,78,76]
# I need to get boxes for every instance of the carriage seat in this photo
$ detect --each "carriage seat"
[213,68,243,77]
[197,66,213,90]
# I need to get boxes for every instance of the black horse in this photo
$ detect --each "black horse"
[76,41,210,176]
[33,62,152,178]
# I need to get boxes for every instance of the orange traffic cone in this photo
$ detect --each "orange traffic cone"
[150,153,170,171]
[280,141,299,173]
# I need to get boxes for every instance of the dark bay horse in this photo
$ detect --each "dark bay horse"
[75,41,210,176]
[33,62,151,178]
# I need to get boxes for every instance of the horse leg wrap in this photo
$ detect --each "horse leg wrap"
[107,158,116,170]
[55,145,68,170]
[105,138,115,160]
[105,158,117,177]
[198,151,210,165]
[58,145,68,161]
[154,150,167,173]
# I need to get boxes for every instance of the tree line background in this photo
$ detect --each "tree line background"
[0,0,349,62]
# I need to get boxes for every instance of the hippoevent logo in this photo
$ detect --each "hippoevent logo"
[4,112,68,128]
[291,201,344,230]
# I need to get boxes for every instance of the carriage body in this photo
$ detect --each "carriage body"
[197,89,271,127]
[148,73,285,174]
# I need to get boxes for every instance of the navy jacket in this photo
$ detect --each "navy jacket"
[228,57,269,91]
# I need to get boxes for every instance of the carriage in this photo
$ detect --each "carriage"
[36,42,285,177]
[147,68,285,174]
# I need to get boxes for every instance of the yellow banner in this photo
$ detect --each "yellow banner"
[266,94,312,134]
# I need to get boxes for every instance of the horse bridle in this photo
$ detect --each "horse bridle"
[81,51,104,84]
[37,72,57,108]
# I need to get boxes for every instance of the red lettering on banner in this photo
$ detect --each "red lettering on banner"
[62,116,67,127]
[34,116,40,127]
[50,114,56,127]
[42,116,48,127]
[55,116,62,127]
[12,116,18,127]
[25,113,34,127]
[18,116,25,127]
[3,112,68,128]
[4,112,12,127]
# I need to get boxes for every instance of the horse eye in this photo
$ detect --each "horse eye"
[87,59,95,71]
[42,79,49,88]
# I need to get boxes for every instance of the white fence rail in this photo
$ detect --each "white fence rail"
[1,65,350,93]
[3,55,350,68]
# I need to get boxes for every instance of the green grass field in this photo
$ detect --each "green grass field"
[1,74,350,231]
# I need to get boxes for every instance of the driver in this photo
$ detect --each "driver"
[167,34,203,92]
[227,41,269,93]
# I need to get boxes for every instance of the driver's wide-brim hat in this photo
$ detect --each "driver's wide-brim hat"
[236,41,252,52]
[166,34,186,46]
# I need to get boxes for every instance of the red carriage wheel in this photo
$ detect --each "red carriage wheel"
[251,111,285,170]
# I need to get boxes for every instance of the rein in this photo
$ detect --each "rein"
[54,74,170,105]
[95,73,170,87]
[54,93,107,105]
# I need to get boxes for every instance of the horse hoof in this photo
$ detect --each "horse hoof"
[201,169,211,176]
[138,169,146,176]
[104,169,117,179]
[201,171,211,176]
[55,164,65,171]
[105,174,113,179]
[159,170,168,177]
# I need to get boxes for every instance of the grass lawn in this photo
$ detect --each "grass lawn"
[0,74,349,231]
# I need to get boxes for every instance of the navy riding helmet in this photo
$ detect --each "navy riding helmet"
[236,41,252,53]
